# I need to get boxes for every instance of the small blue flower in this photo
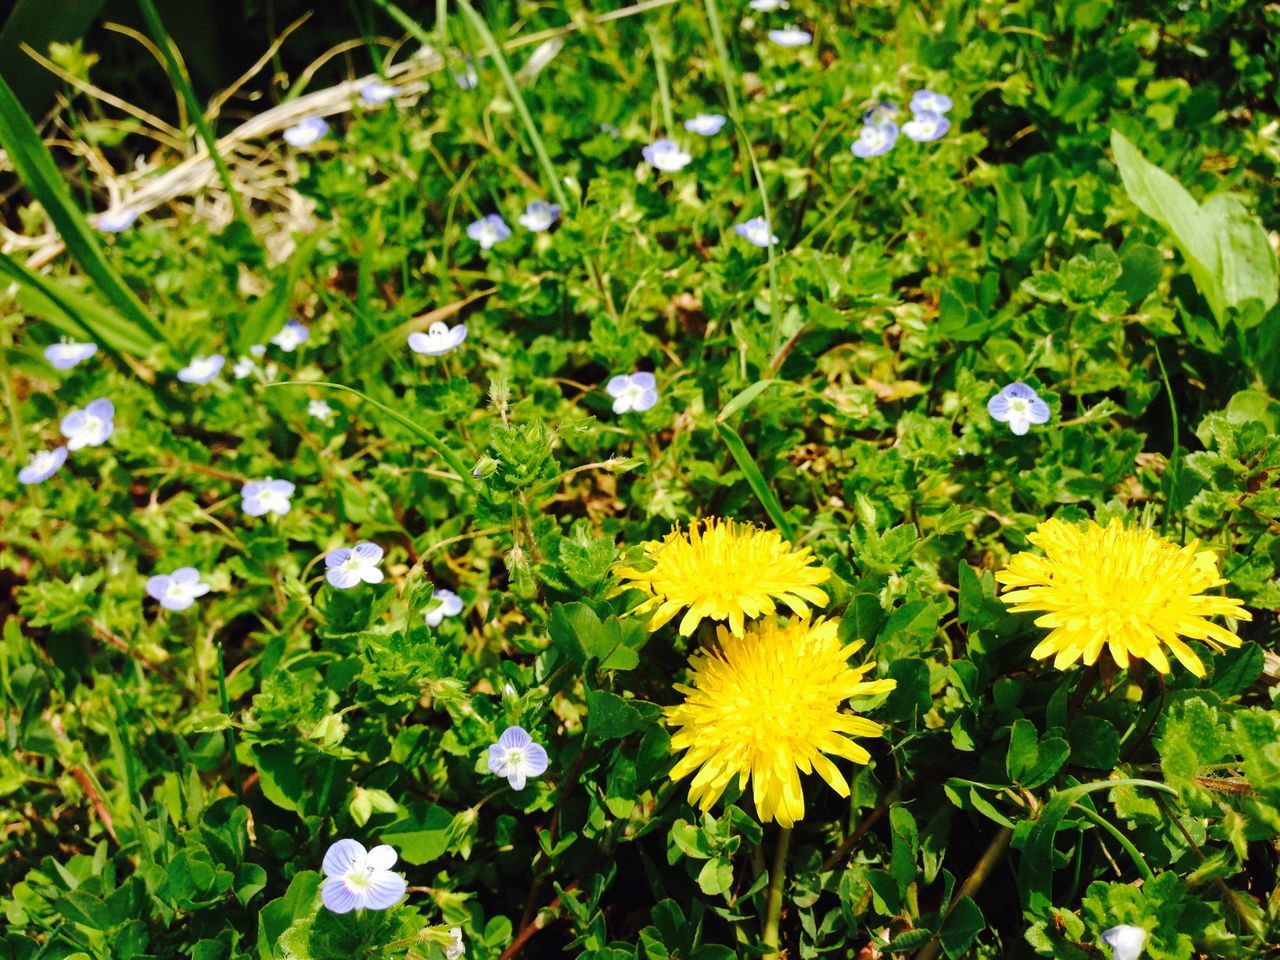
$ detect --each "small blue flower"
[60,398,114,450]
[18,447,67,485]
[309,399,335,422]
[1100,926,1146,960]
[145,567,211,611]
[241,478,295,517]
[325,542,384,589]
[233,356,258,379]
[409,321,468,356]
[518,200,561,232]
[454,60,479,89]
[359,81,400,105]
[768,27,811,47]
[467,214,511,250]
[271,320,310,352]
[321,840,406,914]
[987,382,1051,436]
[749,0,789,9]
[486,726,549,791]
[425,588,464,627]
[901,109,950,142]
[606,372,658,414]
[862,100,899,124]
[642,138,692,172]
[177,354,226,384]
[94,207,139,233]
[684,113,727,136]
[851,121,899,158]
[44,340,98,370]
[909,89,953,114]
[733,216,779,248]
[283,116,329,147]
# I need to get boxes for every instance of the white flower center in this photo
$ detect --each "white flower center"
[258,490,289,512]
[344,863,376,890]
[73,414,103,440]
[1009,398,1029,416]
[865,129,887,148]
[624,383,647,403]
[31,451,57,471]
[505,747,526,768]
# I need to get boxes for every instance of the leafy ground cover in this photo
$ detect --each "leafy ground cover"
[2,1,1279,959]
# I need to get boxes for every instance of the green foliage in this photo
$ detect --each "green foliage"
[2,0,1280,959]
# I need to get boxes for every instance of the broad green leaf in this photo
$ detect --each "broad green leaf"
[0,70,166,351]
[1111,128,1278,327]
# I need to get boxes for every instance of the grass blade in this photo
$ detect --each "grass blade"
[0,71,167,351]
[0,251,147,363]
[717,421,794,540]
[265,379,472,482]
[452,0,571,212]
[134,0,261,254]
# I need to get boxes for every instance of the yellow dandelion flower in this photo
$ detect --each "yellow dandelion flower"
[665,617,896,827]
[614,517,830,637]
[995,517,1251,677]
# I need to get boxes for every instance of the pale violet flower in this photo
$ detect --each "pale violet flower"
[60,398,114,450]
[94,207,139,233]
[1100,925,1147,960]
[987,382,1051,436]
[684,113,727,136]
[250,344,267,358]
[283,116,329,147]
[241,478,295,517]
[733,216,779,248]
[606,372,658,414]
[454,60,479,89]
[45,341,98,370]
[320,839,406,914]
[863,100,900,124]
[177,354,226,384]
[642,138,692,173]
[902,109,950,142]
[910,89,953,114]
[518,200,561,232]
[326,542,384,589]
[486,726,549,791]
[145,567,211,612]
[359,81,401,105]
[424,588,463,627]
[852,121,898,158]
[408,321,468,357]
[467,214,511,250]
[233,356,257,379]
[309,399,335,422]
[749,0,789,9]
[768,27,812,47]
[445,928,465,960]
[18,447,67,485]
[271,320,310,352]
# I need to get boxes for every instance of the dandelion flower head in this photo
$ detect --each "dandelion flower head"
[666,617,895,826]
[996,517,1251,677]
[615,517,830,637]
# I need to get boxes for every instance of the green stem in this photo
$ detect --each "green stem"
[453,0,571,211]
[135,0,259,249]
[647,23,675,133]
[216,644,244,799]
[1151,339,1184,541]
[762,826,791,958]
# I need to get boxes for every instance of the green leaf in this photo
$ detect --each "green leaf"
[716,422,794,540]
[940,897,985,959]
[585,688,661,739]
[381,802,453,864]
[1111,128,1278,327]
[0,71,166,351]
[1018,778,1177,913]
[717,380,783,422]
[548,602,639,671]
